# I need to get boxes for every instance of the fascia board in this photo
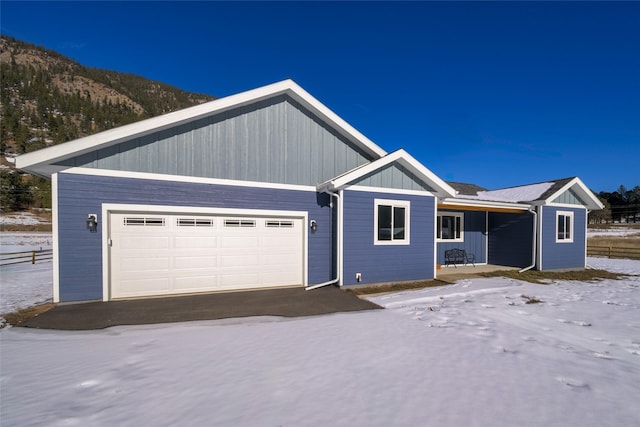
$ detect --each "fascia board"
[15,79,387,176]
[320,149,456,198]
[440,198,530,211]
[544,177,604,210]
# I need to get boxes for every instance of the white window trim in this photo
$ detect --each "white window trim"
[437,211,464,242]
[374,199,410,245]
[556,210,574,243]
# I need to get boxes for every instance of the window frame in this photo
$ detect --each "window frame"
[556,211,574,243]
[437,212,464,242]
[374,199,410,245]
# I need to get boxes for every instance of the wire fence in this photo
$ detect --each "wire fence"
[587,245,640,261]
[0,249,54,266]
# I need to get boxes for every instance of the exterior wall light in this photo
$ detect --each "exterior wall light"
[310,219,317,232]
[87,214,98,233]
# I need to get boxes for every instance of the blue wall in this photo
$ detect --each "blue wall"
[541,206,586,270]
[56,172,334,302]
[436,210,487,265]
[342,190,435,285]
[488,211,534,268]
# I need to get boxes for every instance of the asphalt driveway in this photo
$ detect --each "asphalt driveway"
[18,286,382,330]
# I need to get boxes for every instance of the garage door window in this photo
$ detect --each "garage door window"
[224,219,256,228]
[124,217,165,226]
[177,218,214,227]
[266,220,294,228]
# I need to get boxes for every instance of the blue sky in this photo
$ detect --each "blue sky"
[2,1,638,193]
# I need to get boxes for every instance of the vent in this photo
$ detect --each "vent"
[124,217,165,226]
[224,219,256,228]
[265,220,294,228]
[177,218,214,227]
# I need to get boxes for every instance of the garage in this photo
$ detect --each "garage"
[108,210,305,299]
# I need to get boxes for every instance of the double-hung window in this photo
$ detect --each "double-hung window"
[556,211,574,243]
[374,199,410,245]
[437,212,464,242]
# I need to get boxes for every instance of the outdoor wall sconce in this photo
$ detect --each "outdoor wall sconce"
[310,219,317,232]
[86,214,98,233]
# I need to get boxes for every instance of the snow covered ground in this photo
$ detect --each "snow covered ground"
[0,211,51,226]
[1,253,639,426]
[587,227,640,237]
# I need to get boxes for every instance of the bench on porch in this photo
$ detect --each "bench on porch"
[444,248,475,268]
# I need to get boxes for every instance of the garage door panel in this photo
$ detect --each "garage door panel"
[110,212,303,299]
[120,236,170,250]
[120,257,170,272]
[174,256,219,269]
[174,236,218,249]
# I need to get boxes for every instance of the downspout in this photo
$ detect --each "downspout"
[306,189,341,290]
[519,206,538,273]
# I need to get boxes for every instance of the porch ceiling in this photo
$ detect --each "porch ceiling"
[438,203,528,214]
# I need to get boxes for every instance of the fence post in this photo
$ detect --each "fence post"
[32,250,36,264]
[608,246,612,259]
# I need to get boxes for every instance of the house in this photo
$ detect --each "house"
[15,80,603,303]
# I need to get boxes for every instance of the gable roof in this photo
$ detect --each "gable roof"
[446,177,603,210]
[15,79,388,178]
[317,149,457,198]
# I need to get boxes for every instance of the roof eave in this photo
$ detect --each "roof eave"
[543,177,604,210]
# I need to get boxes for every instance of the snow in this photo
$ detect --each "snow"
[457,181,554,203]
[587,227,640,238]
[1,255,639,426]
[0,211,51,225]
[0,233,53,315]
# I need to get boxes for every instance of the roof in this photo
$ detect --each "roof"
[317,149,457,198]
[444,177,603,210]
[15,79,388,178]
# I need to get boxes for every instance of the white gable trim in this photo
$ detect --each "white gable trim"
[544,177,604,210]
[61,167,319,192]
[318,149,456,198]
[16,79,387,177]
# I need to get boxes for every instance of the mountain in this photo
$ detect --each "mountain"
[0,35,215,211]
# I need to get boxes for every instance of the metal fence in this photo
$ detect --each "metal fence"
[0,249,54,266]
[587,245,640,260]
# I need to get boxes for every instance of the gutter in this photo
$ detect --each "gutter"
[519,206,538,273]
[306,189,342,290]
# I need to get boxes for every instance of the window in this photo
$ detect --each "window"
[177,218,214,227]
[124,217,165,226]
[224,219,256,228]
[265,220,294,228]
[437,212,464,242]
[374,199,410,245]
[556,211,574,243]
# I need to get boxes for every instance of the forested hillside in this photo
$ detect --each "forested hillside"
[0,35,214,211]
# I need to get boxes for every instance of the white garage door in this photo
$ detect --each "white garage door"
[109,212,304,299]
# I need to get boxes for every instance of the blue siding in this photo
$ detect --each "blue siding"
[488,212,534,268]
[57,172,334,302]
[436,210,487,265]
[342,190,435,286]
[541,206,586,270]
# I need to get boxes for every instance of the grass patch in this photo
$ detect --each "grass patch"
[344,279,451,295]
[522,295,543,304]
[479,269,629,284]
[1,303,55,328]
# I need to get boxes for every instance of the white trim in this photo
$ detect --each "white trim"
[15,79,387,177]
[101,203,308,301]
[338,189,344,287]
[374,198,411,245]
[538,205,544,270]
[543,177,604,211]
[434,199,438,278]
[546,202,589,210]
[436,211,464,243]
[318,149,456,198]
[343,185,436,197]
[485,211,489,263]
[556,210,575,243]
[439,197,530,211]
[51,173,60,303]
[62,167,318,192]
